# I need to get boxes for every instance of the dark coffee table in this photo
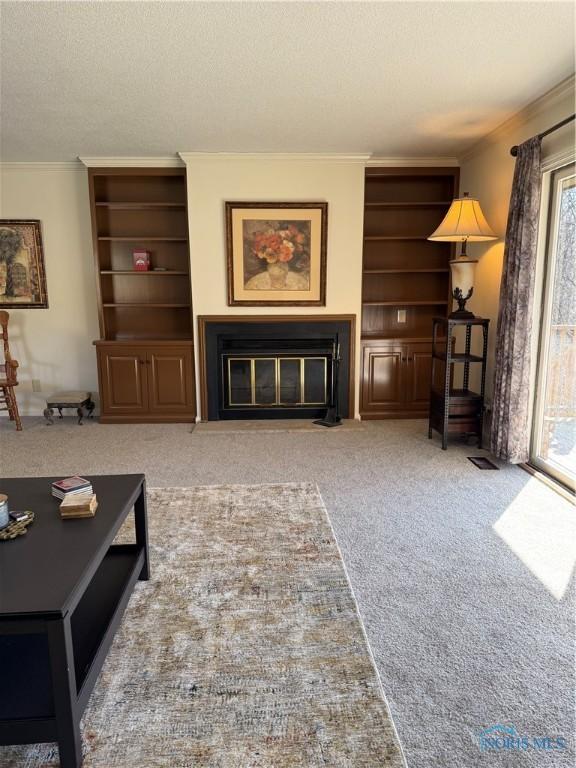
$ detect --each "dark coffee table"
[0,474,149,767]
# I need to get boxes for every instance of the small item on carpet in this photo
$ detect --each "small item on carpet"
[468,456,499,470]
[43,391,96,426]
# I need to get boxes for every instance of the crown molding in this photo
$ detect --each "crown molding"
[541,147,575,173]
[459,74,575,163]
[0,161,83,171]
[179,152,371,164]
[79,156,184,168]
[366,156,459,167]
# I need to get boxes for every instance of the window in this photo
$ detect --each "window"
[531,162,576,490]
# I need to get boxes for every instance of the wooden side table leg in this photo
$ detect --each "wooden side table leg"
[11,388,22,431]
[428,326,434,439]
[4,386,15,421]
[77,407,84,425]
[134,480,150,581]
[47,617,83,768]
[442,365,450,451]
[4,386,22,430]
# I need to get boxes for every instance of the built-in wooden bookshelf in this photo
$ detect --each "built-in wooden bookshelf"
[88,168,195,423]
[89,168,192,342]
[360,167,459,419]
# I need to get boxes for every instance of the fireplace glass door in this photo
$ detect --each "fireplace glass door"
[225,356,328,409]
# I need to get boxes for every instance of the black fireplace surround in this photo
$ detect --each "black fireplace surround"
[201,318,352,420]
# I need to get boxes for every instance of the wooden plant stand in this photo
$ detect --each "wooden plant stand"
[428,316,489,450]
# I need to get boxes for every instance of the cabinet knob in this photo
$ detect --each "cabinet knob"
[139,359,145,365]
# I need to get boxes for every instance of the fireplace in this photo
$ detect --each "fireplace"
[198,316,354,420]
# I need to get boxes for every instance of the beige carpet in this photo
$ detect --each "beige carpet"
[193,418,366,434]
[4,418,572,767]
[3,483,405,768]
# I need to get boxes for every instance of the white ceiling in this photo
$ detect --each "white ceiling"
[1,1,574,161]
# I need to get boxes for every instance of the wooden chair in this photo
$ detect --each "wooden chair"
[0,311,22,431]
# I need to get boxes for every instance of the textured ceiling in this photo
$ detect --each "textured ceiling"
[1,1,574,161]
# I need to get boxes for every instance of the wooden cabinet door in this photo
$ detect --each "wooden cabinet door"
[98,346,148,414]
[147,345,195,414]
[361,343,405,413]
[406,342,433,407]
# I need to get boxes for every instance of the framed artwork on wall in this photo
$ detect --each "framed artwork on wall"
[225,202,328,306]
[0,220,48,308]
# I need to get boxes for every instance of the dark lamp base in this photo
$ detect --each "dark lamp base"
[451,286,475,319]
[449,309,475,319]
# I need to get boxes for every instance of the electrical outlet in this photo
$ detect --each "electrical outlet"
[32,379,42,392]
[397,309,407,324]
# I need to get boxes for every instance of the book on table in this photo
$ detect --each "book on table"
[51,476,92,499]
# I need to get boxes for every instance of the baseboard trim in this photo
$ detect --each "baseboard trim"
[520,463,575,504]
[98,415,196,424]
[360,411,428,420]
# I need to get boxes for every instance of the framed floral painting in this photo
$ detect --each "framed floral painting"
[225,202,327,306]
[0,220,48,308]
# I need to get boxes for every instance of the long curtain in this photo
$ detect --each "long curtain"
[490,136,542,463]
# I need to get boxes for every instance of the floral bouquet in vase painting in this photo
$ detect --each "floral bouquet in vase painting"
[226,202,327,306]
[243,220,311,291]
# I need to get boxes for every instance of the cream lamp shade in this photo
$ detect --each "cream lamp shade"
[428,193,497,245]
[428,193,497,318]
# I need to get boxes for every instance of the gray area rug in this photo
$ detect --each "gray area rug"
[4,483,405,768]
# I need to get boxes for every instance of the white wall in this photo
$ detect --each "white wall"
[459,76,575,399]
[182,155,366,417]
[0,164,99,416]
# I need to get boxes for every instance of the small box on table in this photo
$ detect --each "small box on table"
[59,492,98,519]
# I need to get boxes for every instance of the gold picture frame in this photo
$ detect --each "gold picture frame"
[226,202,327,306]
[0,220,48,308]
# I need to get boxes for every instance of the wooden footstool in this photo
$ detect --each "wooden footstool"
[44,391,95,425]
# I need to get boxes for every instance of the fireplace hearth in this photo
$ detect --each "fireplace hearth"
[199,317,353,420]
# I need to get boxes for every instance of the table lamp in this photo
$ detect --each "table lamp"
[428,193,497,318]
